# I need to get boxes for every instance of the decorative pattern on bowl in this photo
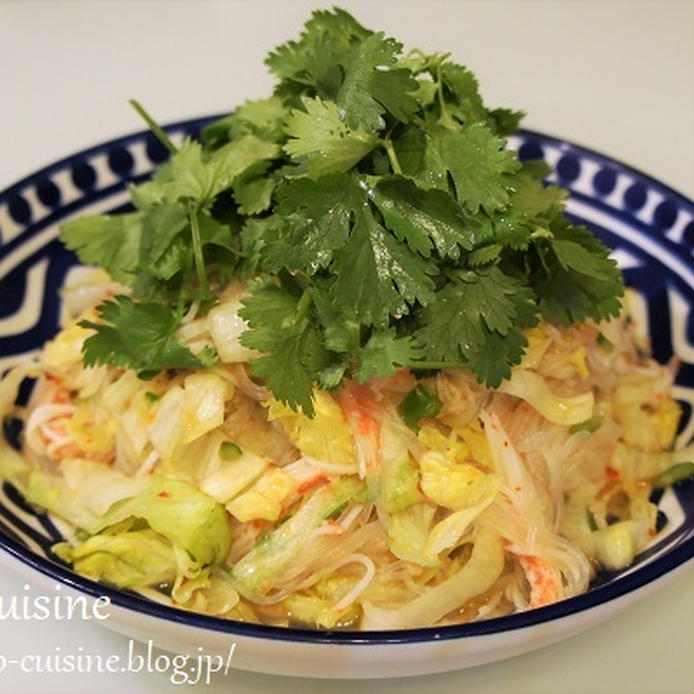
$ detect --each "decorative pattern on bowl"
[0,119,691,677]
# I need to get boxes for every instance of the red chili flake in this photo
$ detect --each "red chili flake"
[515,485,522,492]
[157,491,170,498]
[648,528,656,538]
[606,466,620,480]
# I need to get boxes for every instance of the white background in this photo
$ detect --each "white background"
[0,1,692,692]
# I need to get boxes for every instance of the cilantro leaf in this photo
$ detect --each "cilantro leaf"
[356,329,422,382]
[207,136,282,194]
[467,283,538,386]
[487,107,525,136]
[410,78,439,108]
[200,114,236,149]
[552,239,616,281]
[227,96,288,144]
[332,204,436,327]
[369,176,481,258]
[60,213,143,284]
[416,273,538,386]
[239,285,302,340]
[135,208,234,285]
[369,66,420,123]
[416,267,528,362]
[424,123,521,213]
[393,126,426,176]
[336,32,394,131]
[514,177,567,218]
[284,97,379,178]
[309,281,362,357]
[164,140,219,203]
[238,217,282,278]
[197,211,235,253]
[78,296,215,372]
[439,63,487,126]
[336,32,418,131]
[536,268,623,326]
[232,173,276,216]
[140,137,280,206]
[266,173,359,273]
[266,8,369,97]
[465,323,529,387]
[60,8,625,411]
[139,202,188,268]
[532,221,623,325]
[465,243,503,267]
[143,235,189,282]
[483,172,567,250]
[239,287,327,415]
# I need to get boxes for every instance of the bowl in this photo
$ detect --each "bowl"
[0,118,692,678]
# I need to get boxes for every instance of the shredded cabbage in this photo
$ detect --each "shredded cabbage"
[361,529,504,629]
[499,368,594,426]
[53,529,182,588]
[0,294,685,630]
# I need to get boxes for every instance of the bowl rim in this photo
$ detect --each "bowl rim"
[1,116,692,215]
[0,506,692,644]
[0,118,692,645]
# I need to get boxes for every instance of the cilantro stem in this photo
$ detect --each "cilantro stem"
[295,288,312,322]
[188,208,210,297]
[382,137,403,175]
[129,99,178,154]
[435,63,456,129]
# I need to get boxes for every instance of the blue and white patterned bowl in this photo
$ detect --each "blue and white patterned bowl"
[0,118,692,678]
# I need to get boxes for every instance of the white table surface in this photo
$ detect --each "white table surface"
[0,1,692,692]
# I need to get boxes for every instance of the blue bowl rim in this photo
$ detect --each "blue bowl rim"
[2,116,692,211]
[0,116,692,645]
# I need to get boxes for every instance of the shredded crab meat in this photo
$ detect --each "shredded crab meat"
[312,503,366,538]
[337,382,383,479]
[25,404,76,456]
[45,436,79,459]
[518,555,562,608]
[40,421,69,443]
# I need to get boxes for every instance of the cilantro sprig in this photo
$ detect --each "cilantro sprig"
[78,296,216,375]
[60,8,624,414]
